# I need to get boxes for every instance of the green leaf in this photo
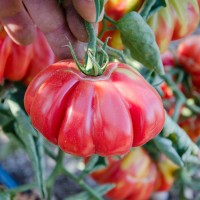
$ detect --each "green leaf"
[157,113,200,165]
[154,136,184,166]
[65,184,114,200]
[0,112,13,127]
[116,12,164,75]
[7,100,47,198]
[6,99,37,137]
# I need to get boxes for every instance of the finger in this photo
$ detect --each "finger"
[64,4,88,42]
[0,0,36,45]
[72,0,107,22]
[23,0,85,59]
[72,0,97,22]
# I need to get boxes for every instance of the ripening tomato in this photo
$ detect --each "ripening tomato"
[99,0,144,49]
[4,41,33,81]
[148,1,174,53]
[24,61,165,157]
[161,50,175,67]
[179,115,200,142]
[177,35,200,75]
[169,0,199,40]
[89,148,157,200]
[0,26,55,84]
[105,0,144,20]
[155,155,178,192]
[0,27,12,82]
[23,29,56,85]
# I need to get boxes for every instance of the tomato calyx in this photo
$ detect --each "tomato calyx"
[68,21,109,77]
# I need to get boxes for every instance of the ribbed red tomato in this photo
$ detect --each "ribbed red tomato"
[89,148,157,200]
[148,1,174,53]
[24,60,165,157]
[0,26,55,84]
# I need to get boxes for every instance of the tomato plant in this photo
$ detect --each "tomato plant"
[1,1,200,199]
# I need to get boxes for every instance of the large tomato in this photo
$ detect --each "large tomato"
[0,26,55,84]
[24,61,165,157]
[155,155,178,192]
[169,0,199,40]
[89,148,157,200]
[148,1,174,53]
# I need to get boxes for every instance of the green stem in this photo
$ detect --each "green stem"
[62,167,102,200]
[139,0,157,21]
[104,14,116,25]
[98,19,116,39]
[84,21,106,76]
[79,155,99,180]
[97,38,127,63]
[46,150,64,187]
[172,99,184,122]
[1,183,37,194]
[44,145,57,160]
[46,149,64,200]
[45,149,102,200]
[85,21,96,55]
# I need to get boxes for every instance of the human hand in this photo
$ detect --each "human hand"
[0,0,105,59]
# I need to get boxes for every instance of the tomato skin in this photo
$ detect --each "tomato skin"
[89,148,157,200]
[4,42,33,81]
[105,0,144,20]
[24,61,165,157]
[148,1,174,53]
[177,35,200,75]
[0,27,55,84]
[23,29,56,85]
[170,0,199,40]
[0,28,12,82]
[155,155,178,192]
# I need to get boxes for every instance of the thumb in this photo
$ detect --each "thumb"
[72,0,107,22]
